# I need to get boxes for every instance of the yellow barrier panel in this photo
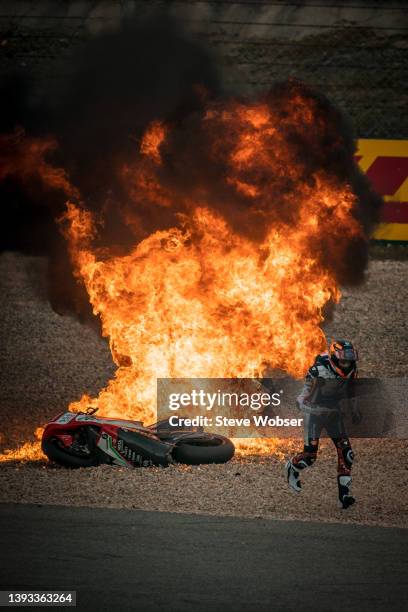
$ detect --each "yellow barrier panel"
[356,139,408,243]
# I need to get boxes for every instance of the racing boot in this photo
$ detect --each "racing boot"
[285,460,301,493]
[337,474,355,509]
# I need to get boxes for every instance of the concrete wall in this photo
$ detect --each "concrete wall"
[0,1,406,36]
[1,1,407,137]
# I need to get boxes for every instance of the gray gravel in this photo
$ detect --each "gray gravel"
[0,252,115,449]
[1,439,407,528]
[324,260,408,378]
[0,251,407,527]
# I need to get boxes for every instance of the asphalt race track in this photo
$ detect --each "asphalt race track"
[0,504,407,611]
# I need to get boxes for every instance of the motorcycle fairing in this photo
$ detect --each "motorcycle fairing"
[54,412,77,425]
[96,432,131,467]
[75,414,143,429]
[116,429,173,467]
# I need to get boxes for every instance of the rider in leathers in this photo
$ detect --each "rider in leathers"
[285,339,361,509]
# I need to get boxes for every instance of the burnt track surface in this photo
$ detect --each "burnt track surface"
[0,503,407,612]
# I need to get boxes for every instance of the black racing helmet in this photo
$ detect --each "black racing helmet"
[329,339,358,373]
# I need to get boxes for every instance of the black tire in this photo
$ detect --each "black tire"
[42,434,100,469]
[172,435,235,465]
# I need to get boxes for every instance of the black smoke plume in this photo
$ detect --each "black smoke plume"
[0,15,220,316]
[0,14,381,319]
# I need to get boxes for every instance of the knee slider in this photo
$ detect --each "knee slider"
[344,448,354,469]
[337,439,353,470]
[338,447,354,470]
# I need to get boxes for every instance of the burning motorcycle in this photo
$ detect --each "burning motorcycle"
[41,408,235,468]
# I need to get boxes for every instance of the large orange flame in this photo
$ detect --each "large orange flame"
[0,90,364,459]
[59,97,362,445]
[0,128,79,198]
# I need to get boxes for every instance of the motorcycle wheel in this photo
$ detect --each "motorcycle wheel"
[42,429,100,468]
[172,435,235,465]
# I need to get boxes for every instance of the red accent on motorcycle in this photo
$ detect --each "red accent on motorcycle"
[55,434,74,448]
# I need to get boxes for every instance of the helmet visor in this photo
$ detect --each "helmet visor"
[336,347,358,361]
